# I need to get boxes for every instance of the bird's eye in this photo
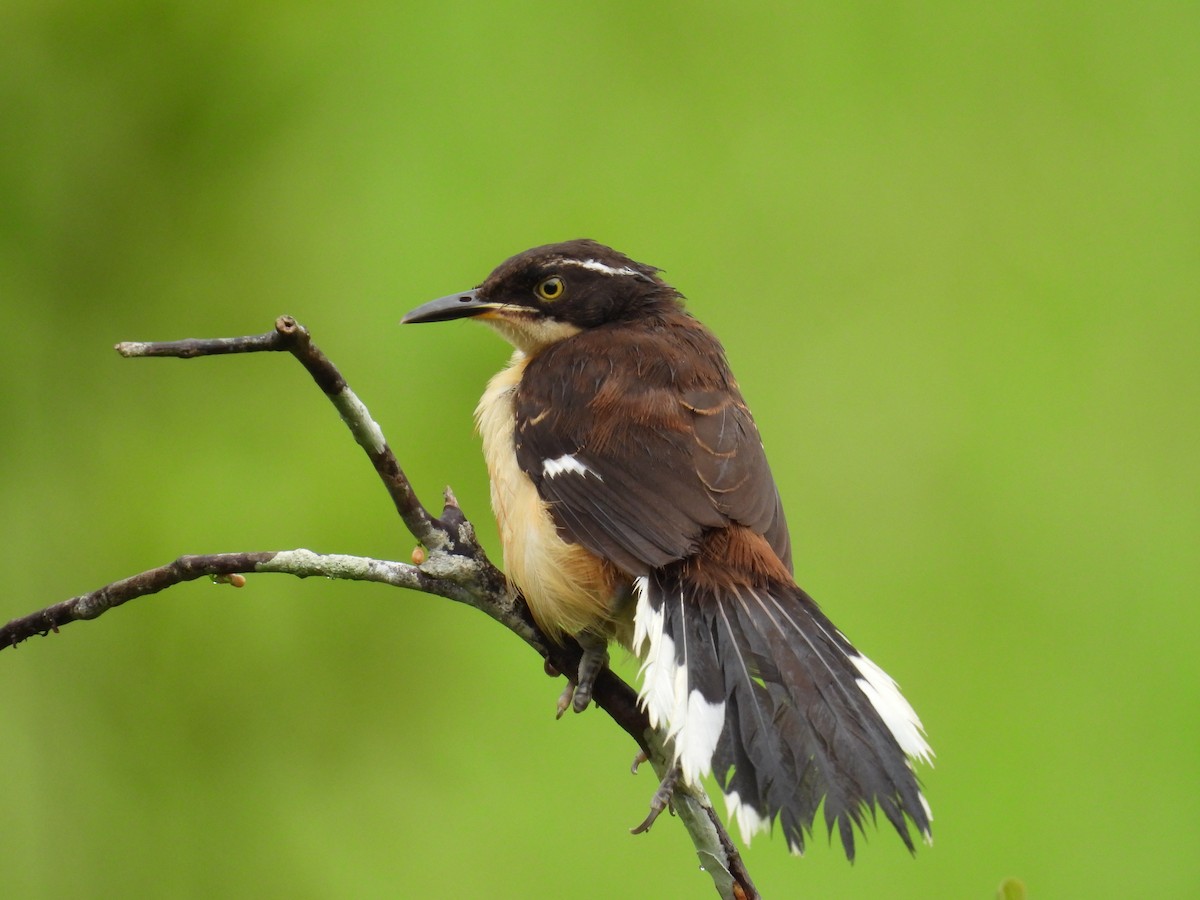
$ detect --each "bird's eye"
[535,276,565,302]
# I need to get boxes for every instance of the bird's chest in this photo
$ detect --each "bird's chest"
[475,353,624,638]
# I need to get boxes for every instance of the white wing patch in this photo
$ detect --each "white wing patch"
[849,652,934,766]
[632,577,726,786]
[541,453,600,480]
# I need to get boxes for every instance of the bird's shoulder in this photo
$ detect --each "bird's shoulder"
[518,311,734,427]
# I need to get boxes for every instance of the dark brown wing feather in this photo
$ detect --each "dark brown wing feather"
[513,312,791,575]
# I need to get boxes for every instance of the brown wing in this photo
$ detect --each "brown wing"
[513,314,791,576]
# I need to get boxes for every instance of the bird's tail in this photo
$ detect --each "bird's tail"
[631,528,932,859]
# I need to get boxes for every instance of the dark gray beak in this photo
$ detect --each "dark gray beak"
[401,289,500,324]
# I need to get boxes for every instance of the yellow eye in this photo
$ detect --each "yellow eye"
[535,276,565,302]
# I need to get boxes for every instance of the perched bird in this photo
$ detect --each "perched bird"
[402,240,932,858]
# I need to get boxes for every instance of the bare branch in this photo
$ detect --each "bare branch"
[0,549,510,648]
[5,317,764,899]
[3,552,272,646]
[117,316,460,556]
[114,331,284,358]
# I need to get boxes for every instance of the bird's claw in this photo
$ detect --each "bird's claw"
[630,762,681,834]
[630,749,648,775]
[555,680,577,719]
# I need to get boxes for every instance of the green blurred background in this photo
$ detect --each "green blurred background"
[1,2,1196,897]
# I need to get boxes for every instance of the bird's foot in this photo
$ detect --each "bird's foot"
[630,762,681,834]
[554,631,609,718]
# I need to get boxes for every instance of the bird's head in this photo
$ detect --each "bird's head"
[402,240,680,354]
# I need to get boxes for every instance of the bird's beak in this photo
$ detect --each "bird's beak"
[401,289,501,324]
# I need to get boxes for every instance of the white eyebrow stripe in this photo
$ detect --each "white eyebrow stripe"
[556,258,642,277]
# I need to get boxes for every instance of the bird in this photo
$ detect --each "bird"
[401,239,932,858]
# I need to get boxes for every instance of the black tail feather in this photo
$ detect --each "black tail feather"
[637,566,932,860]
